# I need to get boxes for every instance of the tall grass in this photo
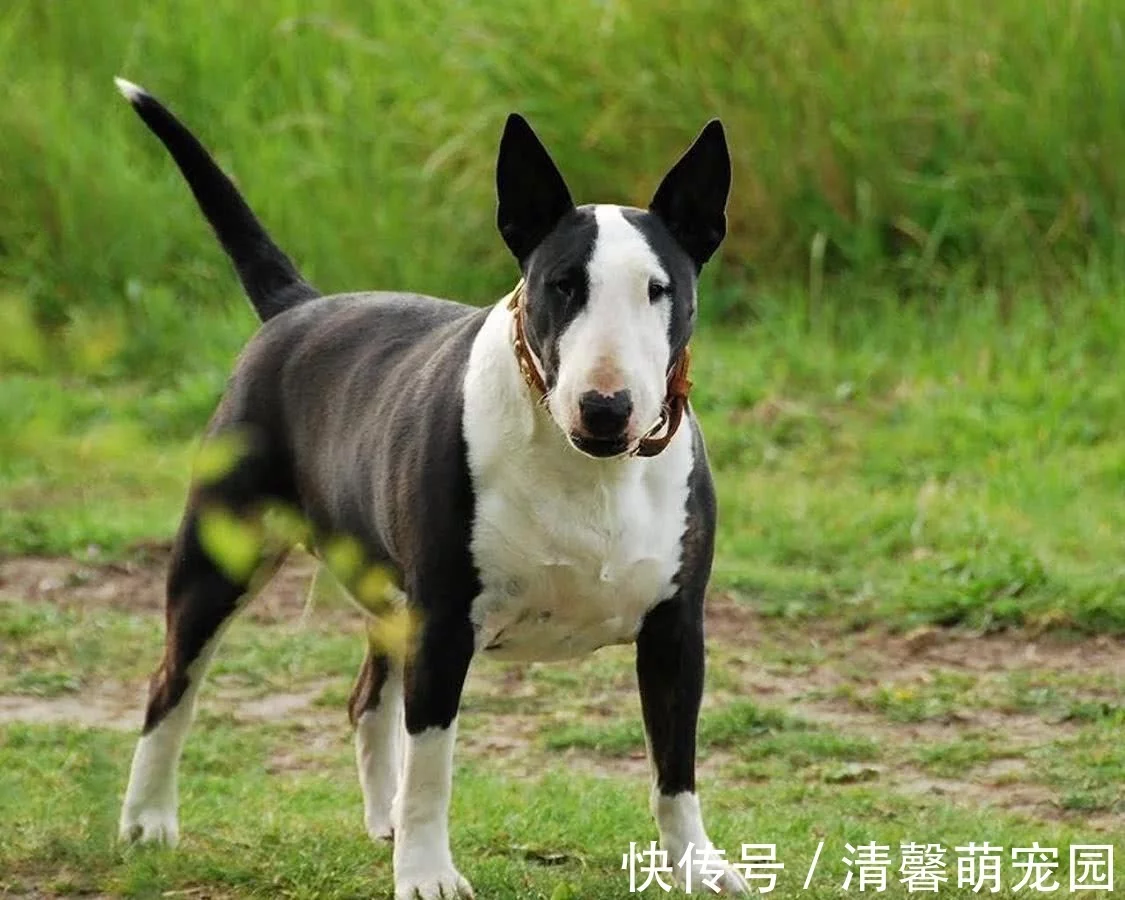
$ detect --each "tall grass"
[2,0,1124,337]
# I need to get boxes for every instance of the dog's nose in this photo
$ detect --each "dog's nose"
[578,390,633,438]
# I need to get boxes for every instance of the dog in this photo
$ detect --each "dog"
[113,76,744,898]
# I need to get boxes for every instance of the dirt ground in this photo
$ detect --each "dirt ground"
[3,549,1124,831]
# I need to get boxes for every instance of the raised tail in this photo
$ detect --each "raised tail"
[114,77,319,322]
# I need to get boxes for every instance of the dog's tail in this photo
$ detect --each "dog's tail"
[114,77,319,322]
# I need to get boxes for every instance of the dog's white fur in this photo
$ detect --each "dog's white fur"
[355,664,404,841]
[118,635,226,845]
[445,207,745,897]
[118,700,188,846]
[654,790,750,893]
[462,246,694,662]
[550,205,676,444]
[113,77,145,103]
[392,722,472,900]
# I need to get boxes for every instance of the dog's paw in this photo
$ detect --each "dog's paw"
[694,860,751,895]
[394,867,474,900]
[669,848,751,895]
[365,813,395,843]
[118,806,179,847]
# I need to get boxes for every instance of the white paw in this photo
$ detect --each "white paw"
[118,806,179,847]
[366,812,395,842]
[667,846,751,896]
[394,867,474,900]
[653,792,750,895]
[688,860,751,895]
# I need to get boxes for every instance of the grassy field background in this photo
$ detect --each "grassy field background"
[3,555,1125,898]
[3,0,1125,335]
[2,0,1125,897]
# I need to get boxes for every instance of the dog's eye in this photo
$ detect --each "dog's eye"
[548,276,579,301]
[648,279,671,302]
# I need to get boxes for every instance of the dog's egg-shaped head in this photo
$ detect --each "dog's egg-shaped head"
[496,115,731,459]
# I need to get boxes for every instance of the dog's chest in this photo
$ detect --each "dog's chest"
[461,302,695,662]
[469,466,690,661]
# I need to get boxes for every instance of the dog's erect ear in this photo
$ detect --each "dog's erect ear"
[649,120,731,269]
[496,114,575,264]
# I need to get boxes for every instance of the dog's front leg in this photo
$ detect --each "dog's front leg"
[393,610,475,900]
[636,597,750,895]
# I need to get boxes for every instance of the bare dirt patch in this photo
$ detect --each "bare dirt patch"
[0,686,142,731]
[0,678,343,735]
[895,766,1060,821]
[0,548,323,622]
[705,590,1125,682]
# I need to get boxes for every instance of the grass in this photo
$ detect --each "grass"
[4,1,1125,895]
[700,278,1125,633]
[3,0,1124,641]
[3,0,1125,336]
[2,583,1124,897]
[0,600,365,700]
[3,723,1107,898]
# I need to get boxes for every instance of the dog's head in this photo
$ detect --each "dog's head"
[496,115,731,459]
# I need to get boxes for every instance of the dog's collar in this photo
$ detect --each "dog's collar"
[505,279,692,459]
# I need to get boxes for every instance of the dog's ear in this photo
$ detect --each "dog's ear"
[649,120,731,269]
[496,114,575,264]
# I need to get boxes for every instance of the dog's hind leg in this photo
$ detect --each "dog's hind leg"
[119,429,286,846]
[349,647,404,841]
[118,513,246,844]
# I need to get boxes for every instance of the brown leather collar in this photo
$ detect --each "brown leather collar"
[506,280,691,458]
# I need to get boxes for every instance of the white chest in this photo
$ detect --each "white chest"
[468,462,690,660]
[462,304,694,663]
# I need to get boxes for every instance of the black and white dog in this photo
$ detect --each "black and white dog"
[113,77,745,898]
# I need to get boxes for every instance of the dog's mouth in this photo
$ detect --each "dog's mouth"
[569,433,632,459]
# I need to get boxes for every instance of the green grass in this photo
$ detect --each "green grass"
[913,740,1016,779]
[3,520,1123,897]
[3,599,1124,898]
[3,0,1124,638]
[1033,725,1125,816]
[0,369,199,554]
[0,602,366,701]
[3,0,1125,340]
[543,699,882,776]
[5,721,1112,899]
[4,3,1125,894]
[862,673,981,724]
[701,280,1125,633]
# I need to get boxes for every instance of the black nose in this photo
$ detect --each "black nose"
[578,390,633,438]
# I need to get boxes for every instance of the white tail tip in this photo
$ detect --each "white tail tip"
[113,76,146,102]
